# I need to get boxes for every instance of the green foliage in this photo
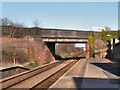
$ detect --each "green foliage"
[88,30,119,58]
[89,46,95,57]
[101,30,110,44]
[98,30,120,44]
[23,61,39,69]
[2,50,14,57]
[61,53,70,58]
[88,31,95,57]
[97,32,102,37]
[2,50,8,55]
[88,31,95,46]
[95,50,106,54]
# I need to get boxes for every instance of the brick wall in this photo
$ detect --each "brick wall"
[2,37,55,67]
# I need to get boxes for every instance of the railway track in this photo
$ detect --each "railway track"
[31,60,78,89]
[1,53,84,89]
[1,61,63,89]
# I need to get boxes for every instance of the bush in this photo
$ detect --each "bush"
[88,31,95,57]
[2,50,14,57]
[98,30,120,44]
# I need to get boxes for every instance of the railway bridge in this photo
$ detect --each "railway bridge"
[2,26,90,59]
[40,28,89,59]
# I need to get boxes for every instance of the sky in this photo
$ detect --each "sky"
[2,2,118,30]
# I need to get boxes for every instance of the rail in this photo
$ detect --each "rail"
[1,53,84,89]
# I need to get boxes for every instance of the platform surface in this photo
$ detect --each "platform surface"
[49,58,119,89]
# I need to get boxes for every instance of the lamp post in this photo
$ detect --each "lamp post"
[107,34,113,60]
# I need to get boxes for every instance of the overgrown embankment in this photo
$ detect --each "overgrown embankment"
[2,37,55,68]
[88,30,120,60]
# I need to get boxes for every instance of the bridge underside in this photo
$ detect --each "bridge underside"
[45,40,89,60]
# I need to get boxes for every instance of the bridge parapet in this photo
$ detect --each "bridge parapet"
[41,29,89,38]
[2,26,89,39]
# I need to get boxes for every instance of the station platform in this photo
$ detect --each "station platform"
[49,58,119,89]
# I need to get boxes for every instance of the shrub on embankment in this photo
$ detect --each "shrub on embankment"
[88,30,120,59]
[97,30,120,44]
[88,31,95,57]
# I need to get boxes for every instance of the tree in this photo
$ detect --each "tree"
[33,19,40,27]
[0,17,25,27]
[0,18,9,26]
[13,21,25,27]
[88,31,95,57]
[105,27,111,31]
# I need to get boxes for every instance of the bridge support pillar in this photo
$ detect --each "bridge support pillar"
[86,43,89,59]
[46,42,55,57]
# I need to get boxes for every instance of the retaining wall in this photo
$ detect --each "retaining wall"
[2,37,55,67]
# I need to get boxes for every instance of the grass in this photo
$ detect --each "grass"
[61,54,70,58]
[2,50,14,57]
[22,61,39,69]
[61,52,79,58]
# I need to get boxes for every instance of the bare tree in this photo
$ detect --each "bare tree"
[8,20,14,26]
[33,19,40,27]
[0,17,25,27]
[105,26,111,31]
[0,18,9,26]
[13,22,25,27]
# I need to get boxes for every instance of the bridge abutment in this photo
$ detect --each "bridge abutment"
[86,43,89,59]
[46,42,55,58]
